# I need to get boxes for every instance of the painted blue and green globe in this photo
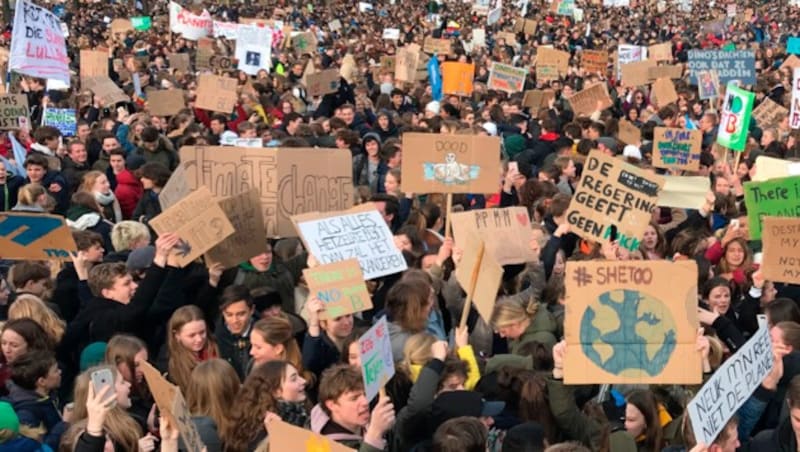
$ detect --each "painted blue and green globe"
[580,289,677,378]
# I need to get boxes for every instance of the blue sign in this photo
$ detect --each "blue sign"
[42,108,77,137]
[0,213,77,260]
[789,37,800,55]
[687,49,756,86]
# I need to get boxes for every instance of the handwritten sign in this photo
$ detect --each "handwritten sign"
[621,60,657,87]
[0,213,77,260]
[382,28,400,40]
[566,151,665,251]
[658,176,709,210]
[454,232,503,323]
[537,47,570,75]
[303,259,372,319]
[451,207,537,266]
[753,155,800,182]
[80,50,108,77]
[423,37,452,55]
[617,45,646,79]
[293,204,406,280]
[717,83,754,152]
[753,98,789,131]
[648,64,683,80]
[617,119,641,145]
[401,133,501,194]
[395,44,421,82]
[358,317,395,401]
[487,62,527,94]
[567,83,613,117]
[743,176,800,240]
[581,50,608,74]
[10,0,70,84]
[565,260,700,384]
[195,74,238,113]
[306,69,341,97]
[168,1,212,40]
[688,325,772,445]
[236,24,272,75]
[536,64,559,83]
[652,127,702,171]
[180,147,352,237]
[42,109,76,137]
[442,62,474,96]
[147,90,186,117]
[140,361,206,452]
[81,76,129,105]
[268,420,354,452]
[762,217,800,284]
[688,49,756,85]
[653,77,678,106]
[792,68,800,130]
[523,89,555,110]
[203,189,267,269]
[0,95,29,130]
[149,187,235,267]
[648,42,672,62]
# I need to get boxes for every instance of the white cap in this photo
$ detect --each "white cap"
[623,144,642,160]
[426,101,441,115]
[482,122,498,136]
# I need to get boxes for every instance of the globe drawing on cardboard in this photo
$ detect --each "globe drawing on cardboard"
[580,289,677,378]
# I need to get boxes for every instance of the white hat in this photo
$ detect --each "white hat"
[426,101,441,115]
[482,122,498,136]
[623,144,642,160]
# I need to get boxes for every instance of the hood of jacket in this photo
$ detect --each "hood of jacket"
[30,142,55,157]
[5,382,45,405]
[309,404,363,441]
[66,206,101,230]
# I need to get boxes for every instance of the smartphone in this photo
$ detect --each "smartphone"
[91,369,116,405]
[508,161,519,173]
[730,219,740,229]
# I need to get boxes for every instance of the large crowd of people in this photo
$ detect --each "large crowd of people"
[0,0,799,450]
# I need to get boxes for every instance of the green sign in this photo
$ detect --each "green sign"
[743,175,800,240]
[716,83,754,152]
[131,16,151,31]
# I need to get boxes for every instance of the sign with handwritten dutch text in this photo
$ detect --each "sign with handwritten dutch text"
[168,1,212,40]
[42,108,76,137]
[10,0,70,84]
[565,260,700,384]
[652,127,702,171]
[358,317,395,401]
[451,207,537,266]
[688,49,756,85]
[566,151,665,251]
[761,217,800,284]
[743,176,800,240]
[303,259,373,319]
[293,203,406,280]
[0,95,29,130]
[487,62,527,94]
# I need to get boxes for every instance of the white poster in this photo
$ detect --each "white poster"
[790,68,800,129]
[235,24,272,75]
[10,0,70,84]
[487,6,502,25]
[213,21,238,40]
[382,28,400,40]
[617,44,647,79]
[169,1,212,40]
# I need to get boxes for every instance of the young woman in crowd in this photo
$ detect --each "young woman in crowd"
[163,305,219,395]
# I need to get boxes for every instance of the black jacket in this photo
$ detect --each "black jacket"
[215,316,256,380]
[61,157,91,193]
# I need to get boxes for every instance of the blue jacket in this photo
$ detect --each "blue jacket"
[3,383,66,450]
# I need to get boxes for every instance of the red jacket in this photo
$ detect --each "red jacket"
[114,169,143,220]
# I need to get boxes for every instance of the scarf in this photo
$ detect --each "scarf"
[94,191,122,223]
[276,400,309,428]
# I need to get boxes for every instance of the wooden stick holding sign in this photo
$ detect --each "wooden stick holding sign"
[445,193,453,238]
[455,232,503,328]
[460,241,484,328]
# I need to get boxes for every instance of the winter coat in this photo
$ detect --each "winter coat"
[109,169,142,220]
[309,404,385,452]
[3,382,67,449]
[127,136,179,171]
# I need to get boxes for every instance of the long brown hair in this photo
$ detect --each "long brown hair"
[167,305,219,394]
[386,279,432,332]
[186,359,240,438]
[105,334,149,399]
[251,315,305,376]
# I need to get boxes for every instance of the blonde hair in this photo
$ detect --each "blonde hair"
[167,305,218,395]
[490,297,540,329]
[401,332,436,373]
[186,359,240,439]
[8,294,65,343]
[71,366,142,451]
[111,221,151,252]
[16,183,46,207]
[79,170,106,194]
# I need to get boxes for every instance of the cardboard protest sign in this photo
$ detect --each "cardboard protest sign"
[149,187,235,267]
[617,45,646,78]
[358,317,395,400]
[696,69,721,100]
[688,325,772,445]
[168,1,212,40]
[564,260,701,384]
[236,24,272,75]
[80,50,108,77]
[41,108,75,137]
[109,19,133,35]
[472,28,486,47]
[762,217,800,284]
[648,42,672,62]
[293,204,406,280]
[657,176,709,209]
[441,62,474,96]
[621,60,657,87]
[451,207,536,266]
[581,50,608,74]
[567,83,613,117]
[303,259,372,319]
[522,89,555,110]
[147,90,186,117]
[328,19,342,32]
[648,64,683,80]
[203,189,267,268]
[454,232,503,324]
[792,68,800,129]
[423,37,452,55]
[0,95,29,130]
[306,69,341,97]
[81,76,129,105]
[139,361,206,452]
[536,64,559,83]
[10,0,70,84]
[180,146,353,237]
[688,49,756,85]
[496,32,518,47]
[195,74,238,113]
[753,98,789,131]
[617,119,641,145]
[566,151,665,251]
[395,45,421,82]
[782,55,800,72]
[753,155,800,182]
[652,128,702,171]
[513,18,537,35]
[743,176,800,240]
[652,77,678,106]
[167,53,190,72]
[717,83,754,151]
[0,213,77,260]
[401,133,501,194]
[195,50,234,71]
[267,420,354,452]
[291,31,318,56]
[537,47,570,75]
[380,56,396,73]
[487,62,527,94]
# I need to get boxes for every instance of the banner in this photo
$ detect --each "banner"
[451,207,537,266]
[565,260,700,384]
[566,150,664,251]
[762,217,800,284]
[442,62,474,96]
[10,0,70,84]
[169,1,212,40]
[0,213,77,260]
[716,83,754,151]
[236,24,272,75]
[303,259,373,319]
[42,108,76,137]
[401,133,501,194]
[293,204,407,280]
[213,21,238,40]
[687,325,772,445]
[743,176,800,240]
[359,317,395,401]
[0,94,29,130]
[131,16,152,31]
[487,62,527,94]
[688,50,756,85]
[652,127,702,171]
[791,68,800,129]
